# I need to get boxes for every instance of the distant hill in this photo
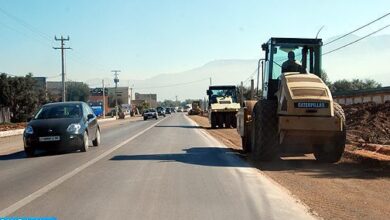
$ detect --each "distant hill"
[86,35,390,101]
[124,59,258,101]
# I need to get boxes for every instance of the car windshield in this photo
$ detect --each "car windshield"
[34,104,82,119]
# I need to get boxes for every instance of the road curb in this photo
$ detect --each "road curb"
[0,129,24,138]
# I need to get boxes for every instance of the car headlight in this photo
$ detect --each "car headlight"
[67,123,81,134]
[25,126,34,135]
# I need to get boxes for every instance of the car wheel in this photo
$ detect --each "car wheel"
[24,146,35,157]
[80,131,89,152]
[92,129,100,147]
[144,116,147,120]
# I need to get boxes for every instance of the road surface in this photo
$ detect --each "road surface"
[0,113,316,219]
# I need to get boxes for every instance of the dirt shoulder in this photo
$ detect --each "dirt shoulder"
[188,115,390,220]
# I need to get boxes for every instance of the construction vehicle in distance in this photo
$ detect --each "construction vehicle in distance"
[207,85,240,128]
[237,37,346,163]
[188,100,203,115]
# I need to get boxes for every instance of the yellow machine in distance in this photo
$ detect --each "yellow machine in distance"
[207,85,240,128]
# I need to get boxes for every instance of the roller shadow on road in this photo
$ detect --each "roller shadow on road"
[155,125,233,130]
[155,125,203,129]
[110,147,250,167]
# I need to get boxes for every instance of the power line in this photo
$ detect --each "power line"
[323,24,390,56]
[0,7,52,40]
[324,12,390,46]
[243,68,258,86]
[0,7,110,76]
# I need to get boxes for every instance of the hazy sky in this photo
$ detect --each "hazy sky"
[1,0,389,84]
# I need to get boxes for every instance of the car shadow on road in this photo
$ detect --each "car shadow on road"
[0,150,79,160]
[110,147,249,167]
[254,155,390,179]
[0,151,27,160]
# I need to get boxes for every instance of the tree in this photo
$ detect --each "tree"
[320,71,333,88]
[66,81,90,102]
[158,99,176,108]
[0,73,10,107]
[236,85,260,102]
[0,73,44,122]
[331,78,381,93]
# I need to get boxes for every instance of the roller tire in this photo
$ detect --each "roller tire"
[231,114,237,128]
[210,113,217,128]
[251,100,279,161]
[225,114,232,128]
[313,103,346,163]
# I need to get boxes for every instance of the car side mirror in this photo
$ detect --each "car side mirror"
[87,114,94,121]
[207,90,211,96]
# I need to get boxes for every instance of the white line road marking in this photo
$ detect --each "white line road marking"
[0,117,167,217]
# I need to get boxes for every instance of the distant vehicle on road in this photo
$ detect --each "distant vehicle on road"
[143,108,158,120]
[106,109,117,117]
[156,107,166,117]
[91,105,103,117]
[165,108,172,114]
[177,108,183,112]
[23,101,100,157]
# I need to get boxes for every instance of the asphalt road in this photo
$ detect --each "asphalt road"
[0,113,316,219]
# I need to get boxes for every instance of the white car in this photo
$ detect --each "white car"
[143,108,158,120]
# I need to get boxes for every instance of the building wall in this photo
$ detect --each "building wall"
[385,95,390,102]
[135,93,157,108]
[333,89,390,105]
[108,87,132,106]
[88,95,109,115]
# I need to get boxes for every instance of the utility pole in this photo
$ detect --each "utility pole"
[53,36,71,102]
[102,79,106,119]
[240,81,244,106]
[112,70,121,119]
[257,59,265,98]
[210,77,212,86]
[250,79,254,100]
